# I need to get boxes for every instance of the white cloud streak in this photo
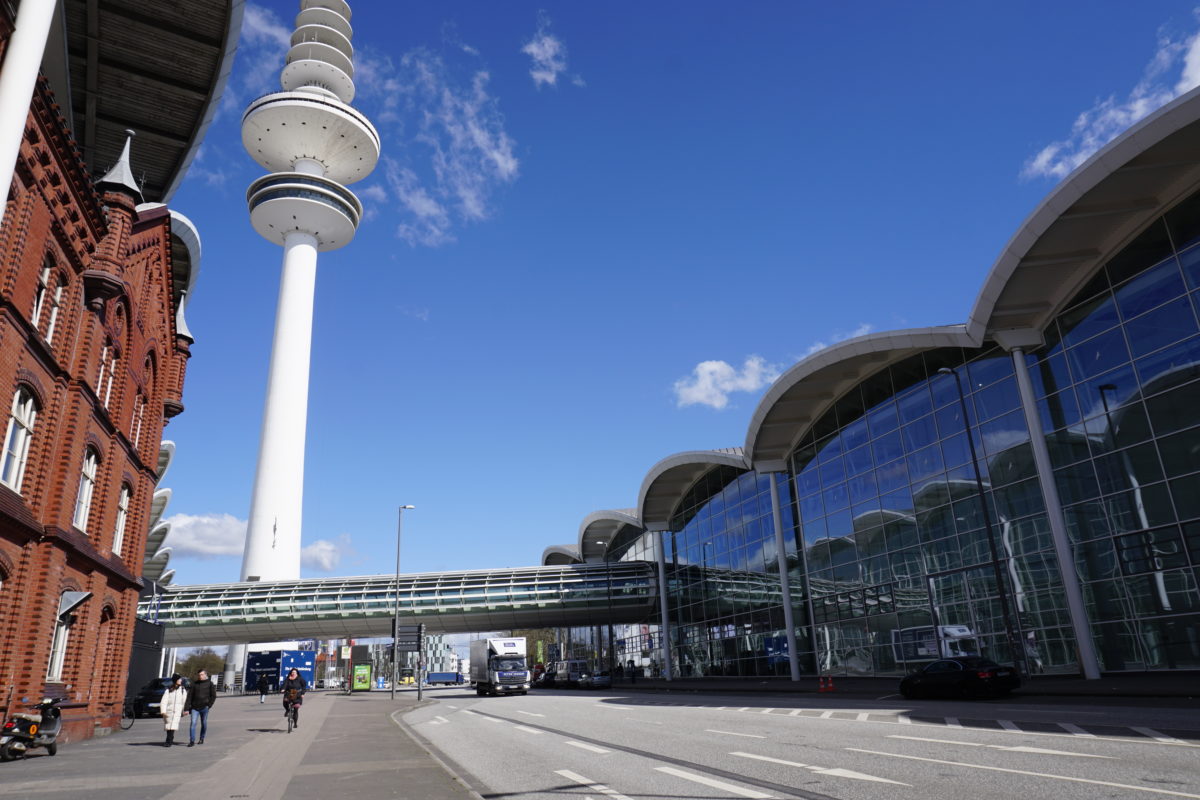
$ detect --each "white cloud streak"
[522,14,571,88]
[674,355,783,410]
[1022,23,1200,180]
[801,323,874,358]
[163,513,247,559]
[301,534,352,572]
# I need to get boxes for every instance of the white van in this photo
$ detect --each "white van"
[553,660,588,688]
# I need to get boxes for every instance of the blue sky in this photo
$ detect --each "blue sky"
[161,1,1200,585]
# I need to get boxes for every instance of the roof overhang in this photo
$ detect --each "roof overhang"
[970,84,1200,340]
[577,509,641,562]
[637,449,749,531]
[44,0,244,203]
[541,545,582,566]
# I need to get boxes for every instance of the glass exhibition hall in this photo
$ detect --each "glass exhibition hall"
[553,88,1200,680]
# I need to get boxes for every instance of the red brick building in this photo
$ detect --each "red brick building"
[0,0,238,742]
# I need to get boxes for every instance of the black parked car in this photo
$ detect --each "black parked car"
[899,657,1019,699]
[131,676,191,717]
[533,670,556,688]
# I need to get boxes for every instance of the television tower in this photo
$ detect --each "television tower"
[224,0,378,684]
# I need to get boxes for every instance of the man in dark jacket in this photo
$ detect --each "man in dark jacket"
[256,673,272,703]
[184,670,217,746]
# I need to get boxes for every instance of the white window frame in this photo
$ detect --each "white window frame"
[44,282,63,345]
[72,448,99,533]
[1,388,37,492]
[112,484,131,555]
[132,397,145,450]
[97,344,116,408]
[46,607,72,682]
[31,265,49,328]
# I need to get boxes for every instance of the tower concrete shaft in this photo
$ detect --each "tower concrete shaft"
[239,0,379,584]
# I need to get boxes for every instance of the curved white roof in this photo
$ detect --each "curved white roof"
[577,509,641,562]
[637,449,749,530]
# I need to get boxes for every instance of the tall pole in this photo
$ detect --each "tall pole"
[0,0,59,233]
[938,367,1021,673]
[392,504,414,700]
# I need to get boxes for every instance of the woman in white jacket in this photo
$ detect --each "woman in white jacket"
[159,675,189,747]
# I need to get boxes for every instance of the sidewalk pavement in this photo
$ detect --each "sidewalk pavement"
[612,670,1200,699]
[0,689,480,800]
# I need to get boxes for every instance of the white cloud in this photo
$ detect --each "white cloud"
[674,355,783,410]
[800,322,874,358]
[301,534,351,572]
[1022,23,1200,180]
[242,3,291,49]
[163,513,247,559]
[522,14,570,88]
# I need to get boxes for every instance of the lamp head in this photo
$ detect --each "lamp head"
[400,504,415,510]
[938,367,954,375]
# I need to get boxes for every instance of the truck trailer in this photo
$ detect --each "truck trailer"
[469,637,530,696]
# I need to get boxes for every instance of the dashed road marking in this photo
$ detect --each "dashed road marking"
[888,735,1114,758]
[555,769,634,800]
[998,720,1019,732]
[788,709,802,716]
[513,725,543,735]
[819,710,834,719]
[730,752,908,785]
[565,740,611,754]
[1059,723,1095,737]
[847,748,1200,798]
[946,717,962,728]
[706,729,766,739]
[761,708,774,715]
[855,712,869,722]
[1132,727,1186,744]
[516,710,545,718]
[655,766,775,799]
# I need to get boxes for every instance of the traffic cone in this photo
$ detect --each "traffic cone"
[818,675,827,692]
[827,675,836,692]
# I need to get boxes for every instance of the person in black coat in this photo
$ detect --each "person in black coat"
[256,673,272,703]
[280,669,307,728]
[184,670,217,746]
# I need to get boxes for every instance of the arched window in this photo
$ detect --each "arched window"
[32,260,65,345]
[1,387,38,492]
[112,484,131,555]
[132,394,145,450]
[72,447,99,532]
[97,340,117,408]
[46,591,89,682]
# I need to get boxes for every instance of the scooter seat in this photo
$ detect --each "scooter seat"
[11,713,40,722]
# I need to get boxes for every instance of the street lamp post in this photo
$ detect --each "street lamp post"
[392,504,415,700]
[937,367,1022,674]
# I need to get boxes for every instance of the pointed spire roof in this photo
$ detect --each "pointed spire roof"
[96,130,144,203]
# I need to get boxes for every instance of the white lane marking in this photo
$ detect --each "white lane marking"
[433,715,449,724]
[654,766,774,799]
[516,710,545,718]
[847,748,1200,799]
[565,740,611,754]
[998,720,1019,732]
[1133,727,1186,744]
[813,768,909,785]
[446,705,458,709]
[761,708,774,715]
[788,709,802,717]
[946,717,962,728]
[877,693,902,700]
[1059,722,1095,737]
[730,752,907,786]
[731,752,808,768]
[460,709,479,716]
[897,714,912,725]
[555,769,633,800]
[855,712,870,722]
[705,729,767,739]
[482,716,503,723]
[819,710,834,719]
[513,725,543,735]
[625,718,663,725]
[738,707,751,712]
[888,735,1114,758]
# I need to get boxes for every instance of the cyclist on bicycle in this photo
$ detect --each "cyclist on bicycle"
[280,668,307,728]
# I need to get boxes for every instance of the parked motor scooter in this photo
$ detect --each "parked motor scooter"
[0,697,63,761]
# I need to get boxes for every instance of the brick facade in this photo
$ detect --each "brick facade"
[0,68,190,742]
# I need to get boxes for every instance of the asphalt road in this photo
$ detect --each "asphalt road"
[404,686,1200,800]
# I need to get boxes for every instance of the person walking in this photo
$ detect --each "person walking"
[159,674,188,747]
[256,673,271,703]
[281,668,307,728]
[184,669,217,746]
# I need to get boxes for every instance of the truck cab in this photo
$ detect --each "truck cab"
[470,637,530,696]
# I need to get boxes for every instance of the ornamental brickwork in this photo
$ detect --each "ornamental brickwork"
[0,68,190,743]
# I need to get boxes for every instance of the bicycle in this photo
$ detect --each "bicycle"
[119,699,136,730]
[285,700,299,733]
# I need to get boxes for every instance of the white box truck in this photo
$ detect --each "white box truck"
[470,637,530,696]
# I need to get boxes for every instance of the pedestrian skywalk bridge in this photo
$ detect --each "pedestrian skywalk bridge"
[138,562,657,646]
